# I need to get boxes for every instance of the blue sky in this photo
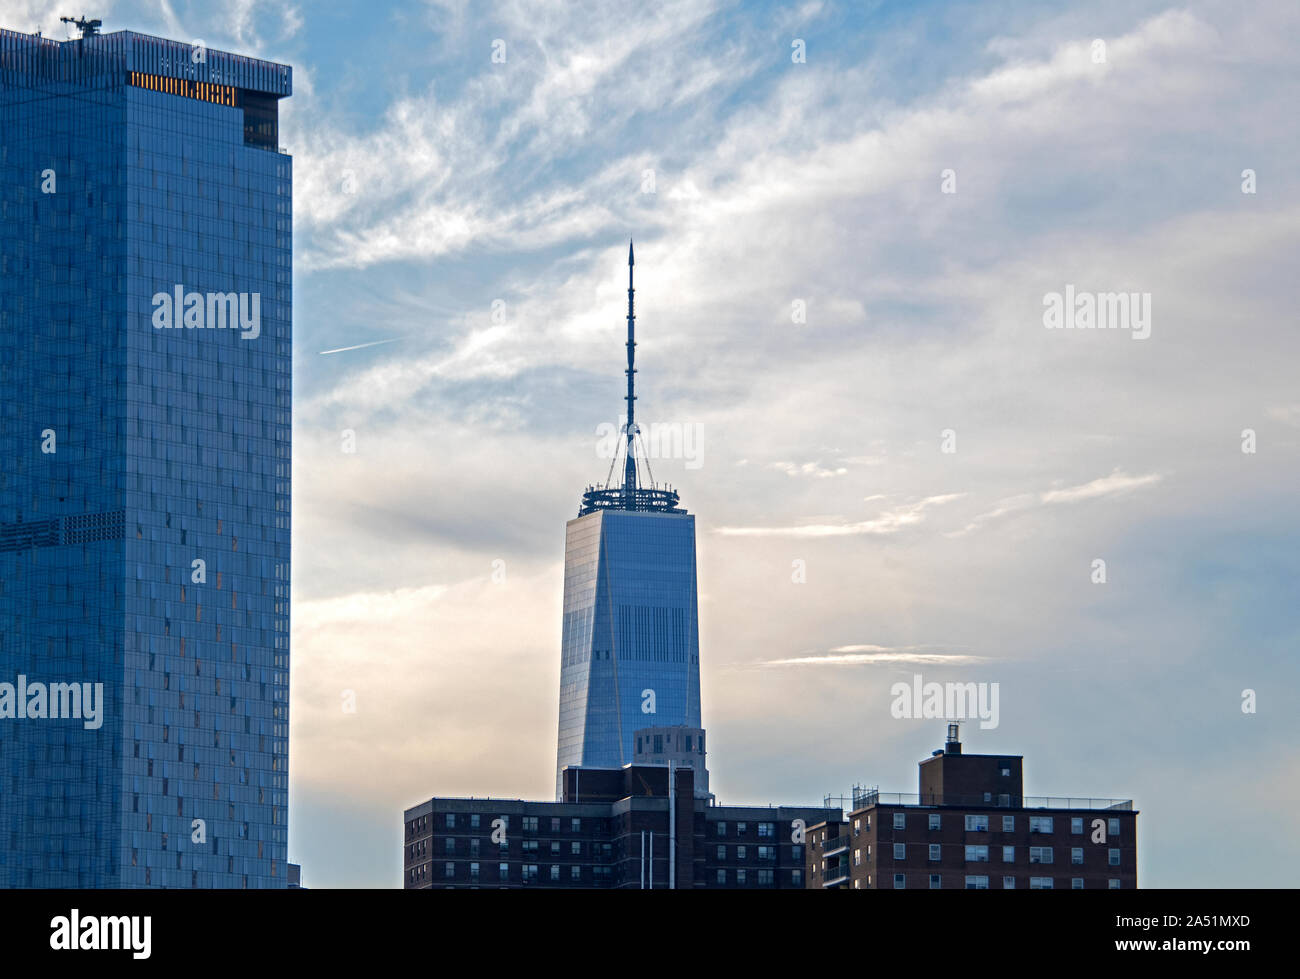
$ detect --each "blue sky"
[6,0,1297,888]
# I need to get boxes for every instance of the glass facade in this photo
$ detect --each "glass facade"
[0,29,291,887]
[556,508,702,795]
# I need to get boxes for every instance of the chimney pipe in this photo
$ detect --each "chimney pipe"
[945,723,961,754]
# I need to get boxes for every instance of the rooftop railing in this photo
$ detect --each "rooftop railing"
[842,790,1133,812]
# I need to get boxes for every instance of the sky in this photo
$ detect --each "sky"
[4,0,1296,888]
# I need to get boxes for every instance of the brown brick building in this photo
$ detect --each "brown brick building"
[404,764,836,888]
[807,726,1138,889]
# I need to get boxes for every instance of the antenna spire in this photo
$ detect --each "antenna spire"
[575,241,683,517]
[623,239,637,508]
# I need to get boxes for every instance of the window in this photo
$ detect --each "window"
[499,863,508,881]
[471,814,481,828]
[965,814,989,832]
[570,818,581,833]
[716,822,727,837]
[444,838,455,854]
[716,869,726,885]
[737,822,747,835]
[928,814,941,831]
[758,869,774,886]
[930,874,942,889]
[550,865,559,881]
[1108,818,1120,837]
[792,870,803,886]
[522,816,539,832]
[854,849,862,866]
[1002,815,1015,832]
[1072,878,1084,889]
[929,844,941,861]
[965,875,989,889]
[965,845,989,862]
[758,846,775,861]
[1029,846,1053,865]
[1109,848,1121,866]
[445,813,456,828]
[444,862,454,878]
[737,846,747,860]
[470,862,480,880]
[1109,879,1121,890]
[893,813,906,830]
[523,865,538,882]
[550,841,559,855]
[470,839,480,856]
[736,869,747,885]
[1029,816,1053,834]
[551,818,560,832]
[1030,876,1053,889]
[714,845,724,861]
[1003,876,1016,889]
[1002,846,1015,863]
[792,845,803,860]
[893,843,906,860]
[1000,766,1011,777]
[1071,847,1084,865]
[1071,817,1083,834]
[759,822,775,838]
[571,841,581,855]
[853,818,861,836]
[893,874,906,889]
[571,866,580,880]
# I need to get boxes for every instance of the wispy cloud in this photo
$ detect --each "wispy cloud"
[770,460,848,478]
[743,645,988,668]
[716,494,964,537]
[953,470,1163,535]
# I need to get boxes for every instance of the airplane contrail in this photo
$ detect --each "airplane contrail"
[318,338,401,355]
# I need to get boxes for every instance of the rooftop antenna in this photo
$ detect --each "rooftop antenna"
[623,239,637,509]
[60,16,102,38]
[575,241,683,517]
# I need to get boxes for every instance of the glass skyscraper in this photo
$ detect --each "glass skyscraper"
[0,26,291,887]
[555,244,702,795]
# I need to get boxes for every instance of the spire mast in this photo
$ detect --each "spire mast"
[576,240,683,517]
[623,239,637,508]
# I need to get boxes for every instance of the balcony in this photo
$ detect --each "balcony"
[820,836,848,858]
[821,863,849,888]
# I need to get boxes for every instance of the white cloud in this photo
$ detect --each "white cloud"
[770,460,848,478]
[955,470,1163,535]
[716,494,964,537]
[745,646,988,668]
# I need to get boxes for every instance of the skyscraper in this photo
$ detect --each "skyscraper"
[0,24,291,887]
[555,242,702,796]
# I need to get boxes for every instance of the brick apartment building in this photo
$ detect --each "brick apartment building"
[806,725,1138,889]
[404,764,836,889]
